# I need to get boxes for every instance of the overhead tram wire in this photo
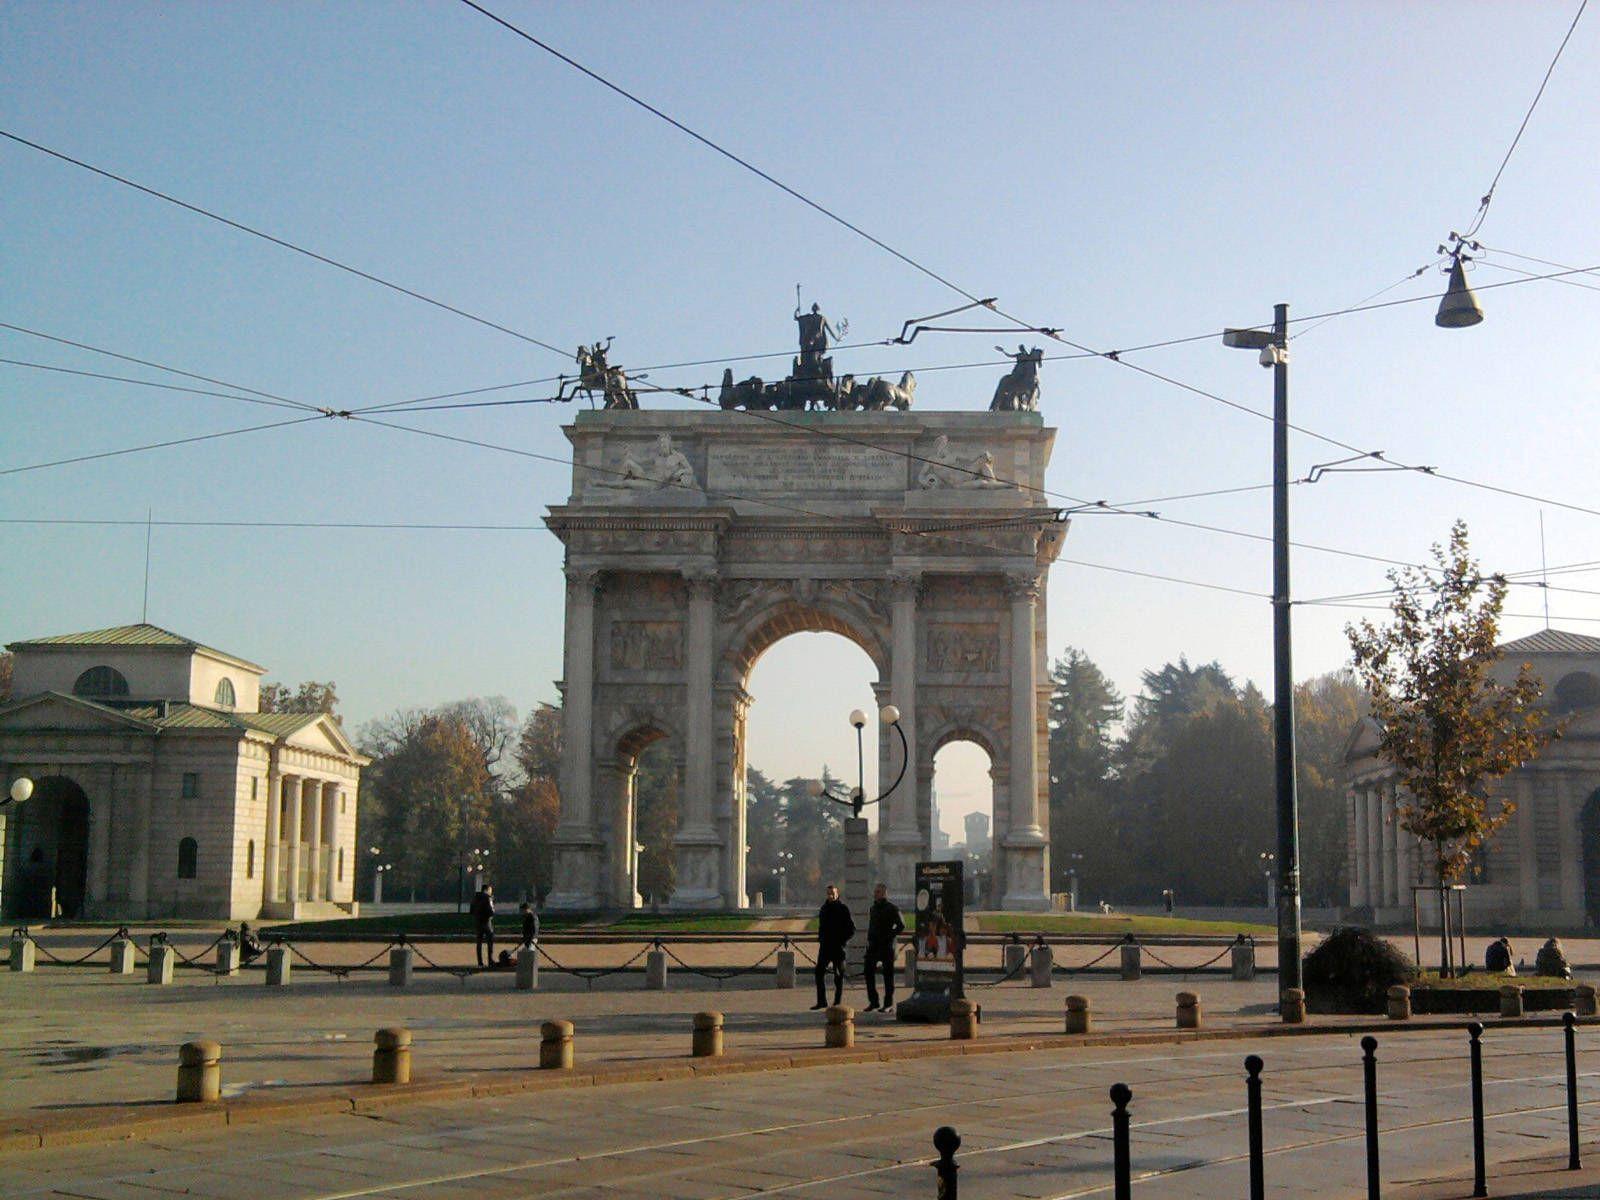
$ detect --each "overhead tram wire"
[0,414,328,477]
[0,129,571,359]
[0,357,305,412]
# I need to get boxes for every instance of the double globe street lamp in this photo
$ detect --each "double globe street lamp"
[804,706,908,926]
[2,777,33,809]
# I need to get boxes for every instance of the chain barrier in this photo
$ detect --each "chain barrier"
[280,938,396,980]
[1141,943,1234,976]
[969,946,1034,988]
[17,926,127,967]
[1051,942,1122,975]
[659,941,782,986]
[404,940,487,981]
[537,944,652,990]
[165,932,231,973]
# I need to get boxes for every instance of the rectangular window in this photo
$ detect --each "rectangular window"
[251,777,258,801]
[181,773,199,799]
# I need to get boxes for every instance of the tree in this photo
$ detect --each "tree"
[1347,522,1558,966]
[500,703,563,899]
[1119,657,1235,777]
[260,680,340,719]
[745,767,785,903]
[1046,649,1123,895]
[1294,670,1368,906]
[635,741,679,903]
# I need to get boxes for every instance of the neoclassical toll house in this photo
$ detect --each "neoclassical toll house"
[544,409,1065,911]
[1345,629,1600,927]
[0,624,367,920]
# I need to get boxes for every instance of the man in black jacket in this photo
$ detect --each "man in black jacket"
[812,883,855,1010]
[470,885,496,967]
[863,883,905,1013]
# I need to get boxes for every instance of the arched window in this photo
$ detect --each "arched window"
[177,837,198,879]
[214,678,236,708]
[246,839,256,879]
[1554,672,1600,714]
[73,665,129,699]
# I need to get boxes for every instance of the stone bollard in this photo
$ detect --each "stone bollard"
[539,1020,574,1070]
[775,948,796,990]
[1119,939,1142,982]
[692,1011,724,1058]
[1386,985,1412,1020]
[1231,937,1256,981]
[10,933,36,973]
[216,939,240,977]
[388,946,414,987]
[824,1005,854,1049]
[645,947,668,991]
[1577,983,1598,1018]
[109,938,135,975]
[950,998,979,1040]
[147,943,175,985]
[265,945,291,986]
[1030,942,1054,988]
[1065,994,1091,1034]
[1003,939,1028,980]
[516,945,539,991]
[1281,987,1306,1024]
[1176,991,1202,1029]
[1499,984,1525,1018]
[372,1027,412,1084]
[175,1040,221,1103]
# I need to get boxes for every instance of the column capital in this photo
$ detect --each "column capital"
[887,571,923,602]
[565,565,602,596]
[1004,572,1041,602]
[683,567,719,600]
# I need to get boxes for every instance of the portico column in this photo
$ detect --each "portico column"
[304,780,324,902]
[879,572,922,902]
[673,571,722,907]
[1349,787,1367,906]
[283,773,302,904]
[321,782,340,901]
[86,764,113,912]
[1556,772,1583,916]
[128,763,153,914]
[1001,572,1048,910]
[1366,787,1383,909]
[549,567,602,909]
[1515,774,1540,916]
[1380,786,1398,908]
[263,769,282,904]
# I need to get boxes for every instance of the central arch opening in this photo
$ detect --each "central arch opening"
[931,739,997,910]
[742,631,880,910]
[3,775,90,919]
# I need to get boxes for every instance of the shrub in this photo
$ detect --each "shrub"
[1303,927,1418,1014]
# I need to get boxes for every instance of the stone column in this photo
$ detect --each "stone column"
[322,782,340,901]
[127,762,153,914]
[673,571,723,908]
[305,779,324,902]
[1366,788,1383,909]
[1380,787,1398,909]
[1556,772,1583,917]
[606,763,637,908]
[549,567,602,909]
[879,572,922,902]
[283,774,302,904]
[263,769,282,904]
[1349,787,1367,906]
[86,764,113,912]
[1001,573,1048,910]
[1515,774,1540,916]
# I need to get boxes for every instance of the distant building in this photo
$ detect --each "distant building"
[964,810,991,857]
[0,624,368,921]
[1345,629,1600,928]
[931,786,951,854]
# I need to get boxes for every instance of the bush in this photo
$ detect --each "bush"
[1303,927,1418,1014]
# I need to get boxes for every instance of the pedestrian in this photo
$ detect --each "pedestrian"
[811,883,855,1011]
[471,883,496,967]
[864,882,904,1014]
[520,900,539,950]
[237,922,265,966]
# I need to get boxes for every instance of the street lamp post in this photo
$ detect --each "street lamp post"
[1064,851,1084,912]
[1224,308,1304,1002]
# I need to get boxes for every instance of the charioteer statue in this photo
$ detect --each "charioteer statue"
[990,344,1043,412]
[571,337,638,410]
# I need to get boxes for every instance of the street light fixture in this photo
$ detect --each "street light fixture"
[1259,851,1276,910]
[1435,233,1485,328]
[1224,308,1304,1004]
[3,777,33,808]
[805,704,905,817]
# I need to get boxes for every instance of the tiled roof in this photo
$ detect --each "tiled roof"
[1499,629,1600,655]
[110,702,323,735]
[6,623,266,671]
[234,711,324,737]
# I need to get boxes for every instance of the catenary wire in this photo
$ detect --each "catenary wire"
[0,356,305,412]
[0,414,328,477]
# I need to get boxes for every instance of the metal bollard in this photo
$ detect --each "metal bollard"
[1176,991,1201,1029]
[1280,986,1306,1024]
[645,946,668,990]
[1577,983,1598,1018]
[9,932,35,973]
[265,944,291,986]
[1119,938,1142,982]
[692,1011,724,1057]
[147,942,175,985]
[1245,1055,1264,1200]
[1565,1012,1581,1170]
[1231,935,1256,981]
[824,1005,854,1048]
[1499,983,1524,1018]
[775,948,796,989]
[950,998,979,1040]
[1003,937,1027,980]
[109,937,135,975]
[372,1027,412,1085]
[388,946,414,987]
[175,1040,221,1103]
[1361,1036,1379,1200]
[1030,941,1053,988]
[216,939,240,977]
[1386,984,1411,1020]
[1469,1023,1486,1198]
[516,945,539,990]
[933,1126,960,1200]
[1110,1083,1133,1200]
[1065,994,1091,1035]
[539,1019,574,1070]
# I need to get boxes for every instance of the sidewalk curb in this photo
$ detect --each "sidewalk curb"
[5,1013,1593,1154]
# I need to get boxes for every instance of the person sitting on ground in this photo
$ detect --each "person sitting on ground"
[1535,936,1573,979]
[1485,936,1514,975]
[237,922,265,965]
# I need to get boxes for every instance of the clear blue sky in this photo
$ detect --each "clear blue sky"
[4,2,1597,840]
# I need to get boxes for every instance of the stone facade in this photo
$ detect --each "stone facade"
[545,410,1064,911]
[0,624,368,921]
[1344,629,1600,928]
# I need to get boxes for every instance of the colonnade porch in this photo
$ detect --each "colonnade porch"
[261,773,349,916]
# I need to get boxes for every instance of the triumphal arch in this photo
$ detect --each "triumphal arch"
[545,369,1063,910]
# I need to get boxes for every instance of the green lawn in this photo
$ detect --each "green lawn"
[977,913,1275,937]
[271,911,761,937]
[1413,970,1576,990]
